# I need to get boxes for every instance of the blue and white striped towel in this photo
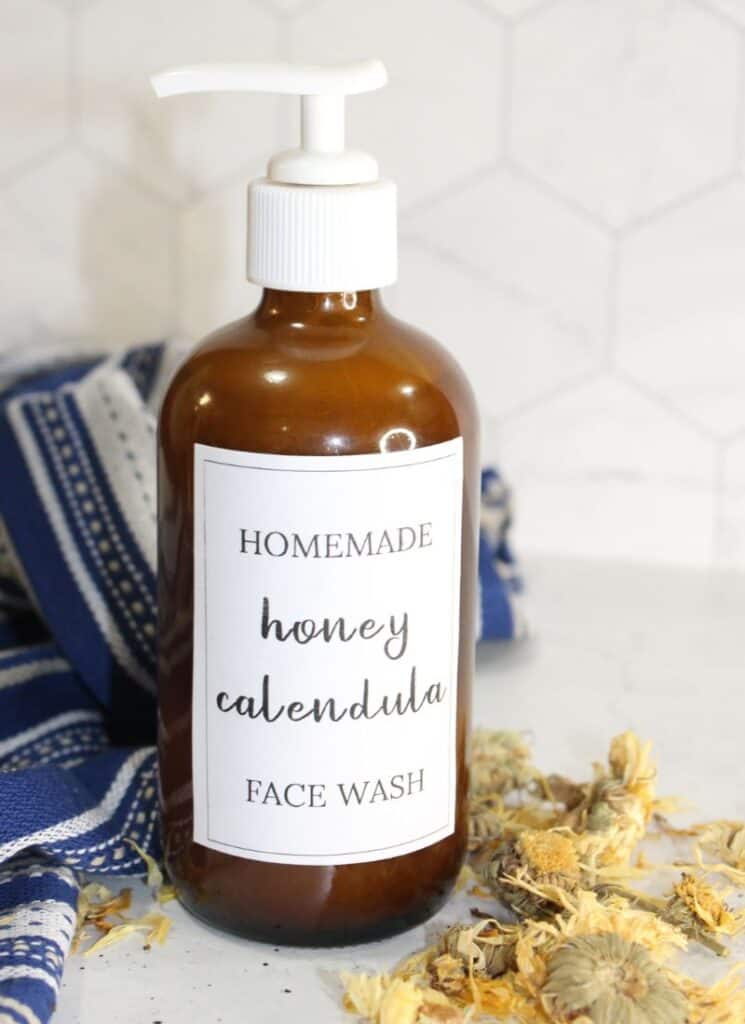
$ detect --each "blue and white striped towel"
[0,342,524,1024]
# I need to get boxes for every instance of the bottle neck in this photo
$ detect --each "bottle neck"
[255,289,382,329]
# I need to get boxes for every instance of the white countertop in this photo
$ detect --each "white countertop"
[56,557,745,1023]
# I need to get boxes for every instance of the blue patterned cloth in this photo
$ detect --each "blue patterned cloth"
[0,343,524,1024]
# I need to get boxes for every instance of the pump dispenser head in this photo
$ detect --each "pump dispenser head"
[151,60,397,293]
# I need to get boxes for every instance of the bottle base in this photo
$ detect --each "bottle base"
[173,882,454,948]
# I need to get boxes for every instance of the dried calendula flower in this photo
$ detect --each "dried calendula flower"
[664,874,743,947]
[84,911,171,956]
[565,733,665,879]
[608,733,655,794]
[544,933,687,1024]
[550,888,687,964]
[681,965,745,1024]
[695,821,745,883]
[123,836,179,907]
[341,974,461,1024]
[588,733,655,826]
[518,830,580,880]
[485,829,581,919]
[343,973,390,1019]
[416,1004,463,1024]
[157,883,178,904]
[595,880,733,958]
[341,729,745,1024]
[438,919,518,979]
[125,837,164,890]
[427,955,467,997]
[72,883,132,951]
[72,853,174,957]
[470,729,539,797]
[468,795,506,854]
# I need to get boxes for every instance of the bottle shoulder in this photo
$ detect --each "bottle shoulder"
[160,308,478,457]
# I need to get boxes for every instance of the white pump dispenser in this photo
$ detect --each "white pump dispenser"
[151,60,397,293]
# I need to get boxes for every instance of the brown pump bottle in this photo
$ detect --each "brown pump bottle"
[154,60,479,946]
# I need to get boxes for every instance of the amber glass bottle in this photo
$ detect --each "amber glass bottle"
[153,56,480,946]
[157,288,479,945]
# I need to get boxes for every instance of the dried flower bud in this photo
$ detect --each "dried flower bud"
[340,731,745,1024]
[438,920,517,979]
[428,954,467,996]
[484,830,580,920]
[468,795,504,851]
[545,934,686,1024]
[586,798,616,833]
[470,730,538,797]
[662,873,743,954]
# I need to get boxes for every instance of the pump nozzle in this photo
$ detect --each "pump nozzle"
[150,58,396,292]
[151,59,387,185]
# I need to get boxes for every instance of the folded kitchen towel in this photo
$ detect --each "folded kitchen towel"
[0,342,525,1024]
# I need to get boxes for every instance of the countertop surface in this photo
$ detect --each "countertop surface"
[56,557,745,1023]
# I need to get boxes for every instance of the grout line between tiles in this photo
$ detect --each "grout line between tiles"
[0,142,70,192]
[617,172,739,239]
[692,0,745,34]
[399,162,503,223]
[611,367,720,444]
[504,155,614,235]
[74,139,182,211]
[495,367,605,426]
[407,232,592,344]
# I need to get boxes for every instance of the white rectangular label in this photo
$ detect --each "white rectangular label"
[192,438,463,865]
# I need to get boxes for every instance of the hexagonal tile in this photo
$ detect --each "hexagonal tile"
[290,0,503,209]
[0,0,68,179]
[405,168,612,338]
[0,197,62,359]
[494,375,716,565]
[718,439,745,567]
[0,147,174,349]
[616,182,745,438]
[77,0,280,202]
[388,239,599,419]
[511,0,739,226]
[178,176,262,341]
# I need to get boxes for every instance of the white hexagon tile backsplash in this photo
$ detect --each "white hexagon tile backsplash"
[1,148,173,346]
[0,0,69,178]
[403,167,613,339]
[76,0,281,201]
[510,0,741,227]
[290,0,505,209]
[390,238,598,421]
[2,0,745,569]
[616,182,745,438]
